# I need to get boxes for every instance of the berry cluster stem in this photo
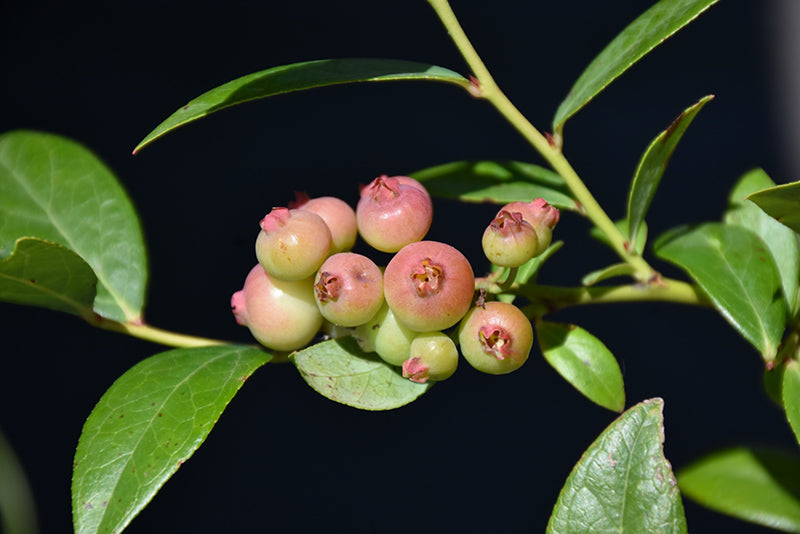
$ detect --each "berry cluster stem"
[426,0,655,282]
[88,315,233,348]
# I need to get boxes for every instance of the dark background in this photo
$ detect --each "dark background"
[1,0,795,532]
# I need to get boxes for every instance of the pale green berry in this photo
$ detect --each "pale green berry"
[255,207,332,281]
[499,199,560,256]
[402,332,459,383]
[481,210,540,267]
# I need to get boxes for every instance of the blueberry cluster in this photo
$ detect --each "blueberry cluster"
[231,175,558,383]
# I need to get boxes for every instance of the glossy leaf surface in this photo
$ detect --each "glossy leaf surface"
[655,223,785,361]
[291,337,431,410]
[135,58,468,152]
[627,95,713,245]
[0,130,147,322]
[679,447,800,532]
[537,322,625,412]
[784,362,800,449]
[72,345,271,534]
[547,398,686,533]
[726,169,800,314]
[553,0,719,134]
[748,180,800,234]
[0,237,96,317]
[410,160,579,211]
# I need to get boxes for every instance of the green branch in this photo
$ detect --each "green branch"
[474,276,707,316]
[426,0,656,282]
[88,316,233,348]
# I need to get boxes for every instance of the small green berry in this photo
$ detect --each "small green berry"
[481,210,540,267]
[402,331,458,383]
[255,207,332,281]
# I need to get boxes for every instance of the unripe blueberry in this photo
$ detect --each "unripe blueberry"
[292,194,358,254]
[458,301,533,375]
[374,304,418,366]
[352,303,418,365]
[482,210,540,267]
[314,252,384,327]
[231,264,323,351]
[499,198,560,255]
[356,175,433,253]
[402,331,459,383]
[384,240,475,332]
[255,207,332,281]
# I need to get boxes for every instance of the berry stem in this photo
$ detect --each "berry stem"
[506,277,708,315]
[497,266,518,292]
[88,315,235,348]
[426,0,655,282]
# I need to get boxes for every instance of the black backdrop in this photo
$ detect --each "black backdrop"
[1,1,793,532]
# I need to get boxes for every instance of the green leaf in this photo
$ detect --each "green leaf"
[726,169,800,315]
[72,345,270,534]
[553,0,720,135]
[679,447,800,533]
[135,58,468,152]
[627,95,713,245]
[409,160,580,211]
[290,337,431,410]
[590,219,647,256]
[582,263,636,287]
[547,398,686,533]
[0,130,147,322]
[748,180,800,234]
[784,362,800,449]
[654,223,786,361]
[0,237,97,317]
[537,322,625,412]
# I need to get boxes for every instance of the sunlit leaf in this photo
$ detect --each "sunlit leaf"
[0,130,147,322]
[627,95,713,245]
[0,237,96,318]
[537,322,625,412]
[679,447,800,533]
[748,180,800,234]
[553,0,720,135]
[410,160,579,211]
[655,223,785,361]
[135,58,468,152]
[726,169,800,315]
[291,337,431,410]
[72,345,270,534]
[547,398,686,533]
